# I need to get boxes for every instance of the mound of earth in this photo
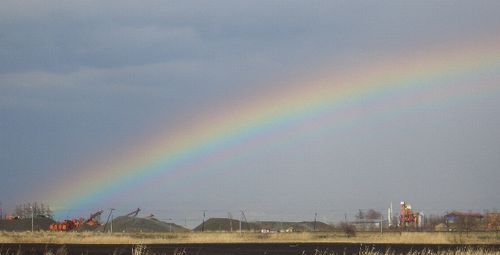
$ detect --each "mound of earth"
[0,217,56,231]
[257,221,336,232]
[193,218,260,232]
[97,216,189,233]
[193,218,336,232]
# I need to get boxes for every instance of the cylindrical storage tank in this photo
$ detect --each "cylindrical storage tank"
[417,212,424,229]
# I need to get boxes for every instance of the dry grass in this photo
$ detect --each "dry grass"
[355,248,500,255]
[0,231,498,245]
[0,247,498,255]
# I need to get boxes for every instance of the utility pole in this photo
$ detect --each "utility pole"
[239,211,243,234]
[239,210,247,235]
[380,214,383,234]
[201,210,207,232]
[313,212,317,231]
[165,218,173,232]
[30,205,34,232]
[110,210,114,234]
[239,219,242,234]
[103,208,115,233]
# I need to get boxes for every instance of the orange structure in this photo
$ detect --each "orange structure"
[49,219,82,231]
[85,210,103,226]
[49,210,103,231]
[399,201,419,229]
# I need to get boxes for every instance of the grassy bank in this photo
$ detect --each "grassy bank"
[0,231,498,245]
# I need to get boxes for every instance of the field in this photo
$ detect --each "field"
[0,231,498,244]
[0,232,498,254]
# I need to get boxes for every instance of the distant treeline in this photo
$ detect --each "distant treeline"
[14,202,53,219]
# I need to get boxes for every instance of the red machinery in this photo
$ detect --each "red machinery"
[49,210,103,231]
[49,219,81,231]
[85,210,103,226]
[399,201,419,229]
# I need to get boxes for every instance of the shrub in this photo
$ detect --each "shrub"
[340,222,356,237]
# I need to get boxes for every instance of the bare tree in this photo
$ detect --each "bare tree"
[340,222,356,237]
[14,202,53,218]
[365,209,382,220]
[355,209,381,220]
[425,214,446,231]
[355,210,365,220]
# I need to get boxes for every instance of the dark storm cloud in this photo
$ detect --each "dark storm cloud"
[1,0,499,219]
[2,1,499,76]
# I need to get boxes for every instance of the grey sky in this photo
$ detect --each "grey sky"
[1,1,499,224]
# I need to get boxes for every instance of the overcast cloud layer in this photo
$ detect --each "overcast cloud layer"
[1,1,499,224]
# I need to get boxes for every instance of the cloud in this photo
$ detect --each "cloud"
[3,0,498,74]
[1,0,500,216]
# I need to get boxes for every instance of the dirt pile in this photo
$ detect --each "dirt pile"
[98,216,190,233]
[193,218,260,232]
[257,221,336,232]
[0,217,56,231]
[193,218,336,232]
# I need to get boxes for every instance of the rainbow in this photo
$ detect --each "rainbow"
[44,40,500,217]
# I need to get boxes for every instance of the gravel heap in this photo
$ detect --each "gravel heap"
[98,216,190,233]
[193,218,336,232]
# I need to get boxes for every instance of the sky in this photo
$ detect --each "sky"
[1,1,499,226]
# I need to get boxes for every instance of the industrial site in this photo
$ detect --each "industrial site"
[1,201,498,234]
[0,201,498,255]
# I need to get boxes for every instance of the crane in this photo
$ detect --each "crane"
[49,209,103,231]
[85,210,103,226]
[124,208,141,217]
[102,208,115,232]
